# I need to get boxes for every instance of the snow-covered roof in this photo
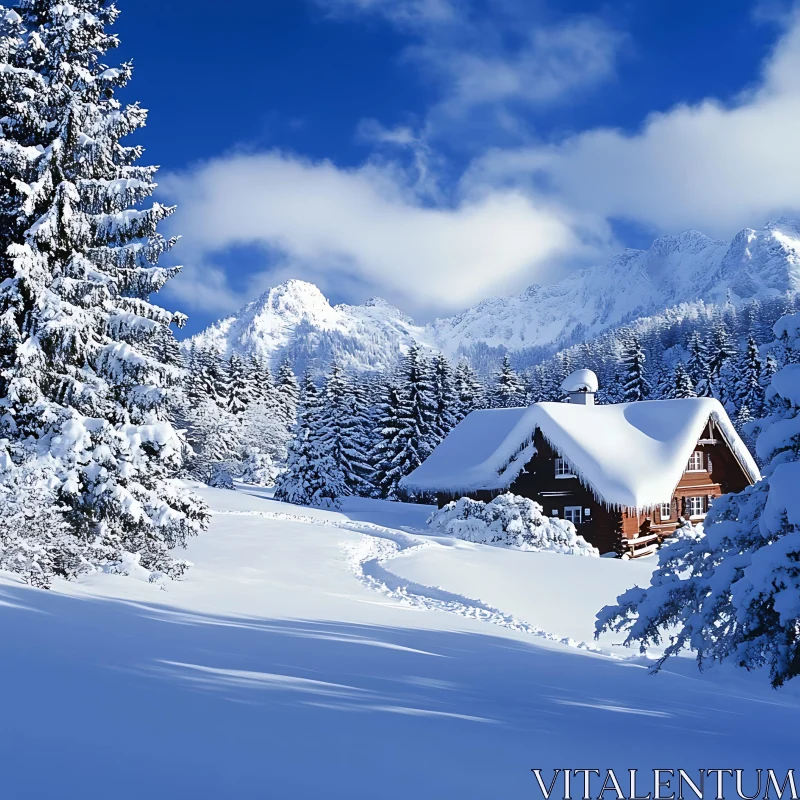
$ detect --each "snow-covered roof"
[400,398,761,510]
[561,369,598,394]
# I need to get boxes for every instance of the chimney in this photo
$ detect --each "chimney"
[560,369,599,406]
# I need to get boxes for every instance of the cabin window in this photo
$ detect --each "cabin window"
[660,502,671,520]
[554,457,575,479]
[564,506,583,524]
[686,451,704,472]
[686,496,705,517]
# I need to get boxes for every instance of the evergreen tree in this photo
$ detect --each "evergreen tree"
[734,336,764,416]
[274,374,342,507]
[429,353,459,444]
[247,354,274,406]
[197,347,228,407]
[0,0,208,583]
[687,331,712,397]
[371,381,404,499]
[393,344,436,490]
[621,335,650,402]
[183,398,241,482]
[762,351,778,397]
[317,362,370,498]
[453,360,484,418]
[275,358,300,429]
[668,362,696,399]
[597,311,800,687]
[225,353,252,416]
[708,321,737,401]
[488,353,525,408]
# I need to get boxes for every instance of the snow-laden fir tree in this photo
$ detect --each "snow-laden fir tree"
[317,362,370,498]
[734,335,764,417]
[621,335,650,402]
[275,358,299,429]
[247,354,273,406]
[596,311,800,687]
[196,347,228,408]
[453,360,484,419]
[183,398,241,482]
[274,373,342,507]
[0,0,208,584]
[392,344,436,495]
[668,362,695,399]
[225,353,253,416]
[708,320,737,402]
[371,379,404,499]
[488,353,526,408]
[687,331,713,397]
[429,352,459,444]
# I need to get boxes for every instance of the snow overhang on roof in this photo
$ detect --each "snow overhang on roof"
[399,397,761,510]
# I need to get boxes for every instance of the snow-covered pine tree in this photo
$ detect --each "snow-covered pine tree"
[371,379,404,499]
[596,310,800,687]
[275,358,299,430]
[453,360,484,418]
[183,398,241,482]
[317,362,370,498]
[687,330,713,397]
[393,344,436,494]
[196,347,228,408]
[488,353,525,408]
[274,373,342,507]
[621,335,650,402]
[429,352,459,445]
[708,320,737,402]
[668,362,696,399]
[734,335,764,417]
[225,352,252,416]
[761,351,778,397]
[0,0,208,584]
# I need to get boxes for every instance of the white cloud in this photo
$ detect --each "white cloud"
[160,152,609,316]
[409,16,623,121]
[315,0,457,26]
[464,10,800,237]
[313,0,624,135]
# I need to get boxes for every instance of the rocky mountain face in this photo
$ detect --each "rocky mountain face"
[187,219,800,373]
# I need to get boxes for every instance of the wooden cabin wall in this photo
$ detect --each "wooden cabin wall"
[508,431,622,554]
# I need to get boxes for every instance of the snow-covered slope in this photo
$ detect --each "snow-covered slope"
[188,219,800,370]
[1,484,798,798]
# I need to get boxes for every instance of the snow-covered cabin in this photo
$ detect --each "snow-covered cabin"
[400,370,761,557]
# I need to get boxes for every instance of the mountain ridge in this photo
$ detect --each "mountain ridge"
[186,219,800,373]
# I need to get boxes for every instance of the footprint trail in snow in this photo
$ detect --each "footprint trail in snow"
[217,508,610,657]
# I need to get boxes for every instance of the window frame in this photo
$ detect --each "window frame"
[554,457,576,479]
[563,506,583,525]
[686,496,705,518]
[686,451,705,472]
[660,502,671,521]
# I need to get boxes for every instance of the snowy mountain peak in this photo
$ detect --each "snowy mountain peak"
[188,220,800,374]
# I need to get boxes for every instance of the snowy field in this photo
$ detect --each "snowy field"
[1,484,798,799]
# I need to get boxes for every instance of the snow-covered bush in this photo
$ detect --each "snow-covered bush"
[208,463,235,490]
[239,449,281,487]
[596,312,800,687]
[428,493,599,556]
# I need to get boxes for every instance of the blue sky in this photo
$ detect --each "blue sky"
[114,0,800,335]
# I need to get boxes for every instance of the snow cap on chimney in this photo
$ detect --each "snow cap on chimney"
[561,369,598,405]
